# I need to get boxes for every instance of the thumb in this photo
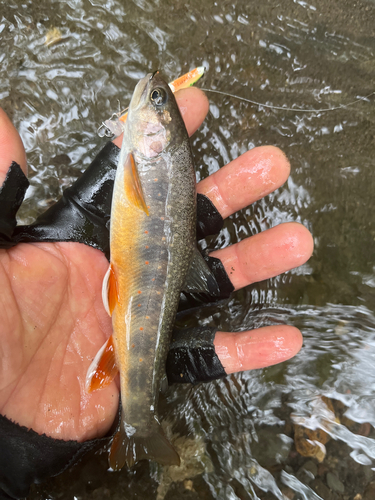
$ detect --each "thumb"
[0,108,28,186]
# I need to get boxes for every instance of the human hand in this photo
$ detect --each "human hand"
[0,88,312,445]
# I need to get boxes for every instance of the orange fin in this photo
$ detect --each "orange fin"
[109,418,180,470]
[86,335,118,393]
[102,264,119,316]
[124,153,149,215]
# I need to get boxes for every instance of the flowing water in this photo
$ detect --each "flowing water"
[1,0,375,498]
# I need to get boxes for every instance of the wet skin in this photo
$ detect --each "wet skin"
[0,88,313,442]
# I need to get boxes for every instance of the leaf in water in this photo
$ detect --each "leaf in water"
[45,28,62,47]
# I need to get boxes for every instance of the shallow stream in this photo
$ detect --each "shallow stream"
[1,0,375,498]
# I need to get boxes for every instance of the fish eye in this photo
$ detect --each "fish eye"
[150,88,167,106]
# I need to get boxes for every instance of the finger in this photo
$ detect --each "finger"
[174,87,209,136]
[0,108,28,186]
[211,222,314,290]
[112,87,209,148]
[214,325,303,373]
[197,146,290,219]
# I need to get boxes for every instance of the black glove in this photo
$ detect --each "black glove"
[0,141,235,499]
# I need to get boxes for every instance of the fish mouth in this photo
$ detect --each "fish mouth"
[129,71,159,111]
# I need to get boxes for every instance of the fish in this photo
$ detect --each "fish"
[86,71,218,469]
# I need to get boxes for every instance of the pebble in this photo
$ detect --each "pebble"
[281,486,295,499]
[251,429,292,467]
[304,460,318,477]
[326,472,345,494]
[312,478,332,500]
[297,460,318,485]
[184,480,194,491]
[363,481,375,500]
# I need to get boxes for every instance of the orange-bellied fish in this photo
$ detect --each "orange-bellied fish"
[86,71,218,469]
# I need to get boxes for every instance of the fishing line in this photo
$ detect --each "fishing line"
[98,86,375,137]
[200,88,375,113]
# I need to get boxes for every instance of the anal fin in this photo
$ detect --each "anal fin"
[86,335,118,393]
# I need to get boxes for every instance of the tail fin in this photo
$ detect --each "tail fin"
[109,419,180,470]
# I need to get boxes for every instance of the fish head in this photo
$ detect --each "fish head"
[126,72,186,159]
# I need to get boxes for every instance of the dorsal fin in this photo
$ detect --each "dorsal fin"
[86,335,118,393]
[124,153,149,215]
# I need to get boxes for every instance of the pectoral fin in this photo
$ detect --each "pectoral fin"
[183,248,220,296]
[124,153,149,215]
[86,335,118,393]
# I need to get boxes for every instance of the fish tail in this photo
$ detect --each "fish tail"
[109,419,180,470]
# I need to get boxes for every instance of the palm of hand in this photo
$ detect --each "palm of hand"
[0,241,118,441]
